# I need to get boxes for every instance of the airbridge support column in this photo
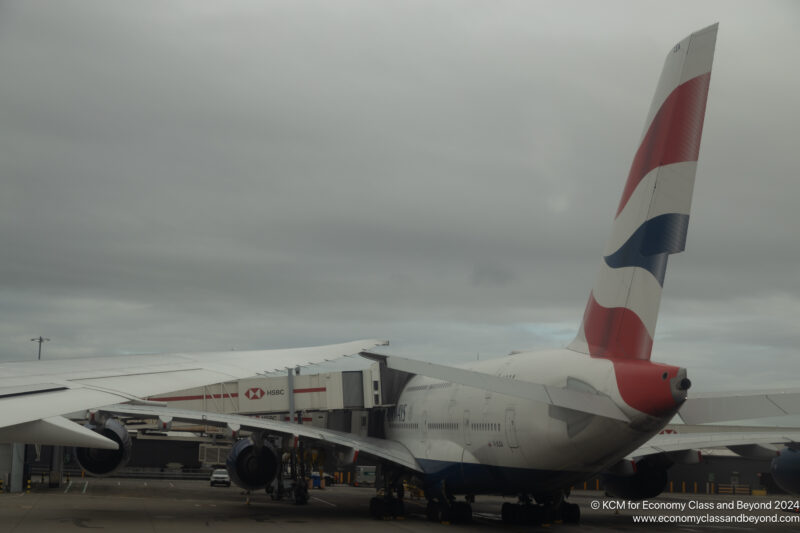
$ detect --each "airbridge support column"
[288,367,295,424]
[0,444,9,491]
[50,446,63,488]
[0,443,25,493]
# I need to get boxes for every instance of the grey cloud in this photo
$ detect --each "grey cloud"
[1,1,798,394]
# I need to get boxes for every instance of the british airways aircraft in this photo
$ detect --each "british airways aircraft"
[3,24,800,525]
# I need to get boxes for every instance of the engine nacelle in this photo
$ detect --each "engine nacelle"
[771,446,800,495]
[73,419,132,476]
[601,457,669,500]
[226,437,280,490]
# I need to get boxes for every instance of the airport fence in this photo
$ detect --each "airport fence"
[28,466,212,484]
[578,479,762,496]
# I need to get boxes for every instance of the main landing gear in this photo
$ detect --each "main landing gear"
[265,439,309,505]
[426,498,473,524]
[369,471,406,520]
[424,486,474,524]
[369,493,404,520]
[501,492,580,525]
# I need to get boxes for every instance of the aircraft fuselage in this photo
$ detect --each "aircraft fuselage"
[386,349,682,495]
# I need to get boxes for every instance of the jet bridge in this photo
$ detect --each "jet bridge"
[145,365,381,415]
[133,362,405,439]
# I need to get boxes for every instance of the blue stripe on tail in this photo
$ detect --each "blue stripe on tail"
[604,213,689,286]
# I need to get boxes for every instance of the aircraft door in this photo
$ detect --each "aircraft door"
[463,410,471,446]
[505,408,519,448]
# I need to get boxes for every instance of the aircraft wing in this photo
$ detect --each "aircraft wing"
[0,339,387,448]
[95,403,423,472]
[679,389,800,424]
[629,429,800,459]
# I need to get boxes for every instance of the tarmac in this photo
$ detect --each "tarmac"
[2,478,800,532]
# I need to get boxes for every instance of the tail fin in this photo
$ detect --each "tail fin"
[570,24,718,360]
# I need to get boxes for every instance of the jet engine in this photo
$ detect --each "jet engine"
[73,418,132,476]
[601,456,669,500]
[771,446,800,495]
[225,437,280,490]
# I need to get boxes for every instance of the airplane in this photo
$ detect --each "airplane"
[3,23,800,525]
[673,390,800,497]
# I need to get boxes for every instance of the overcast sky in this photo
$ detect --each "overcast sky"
[1,1,798,394]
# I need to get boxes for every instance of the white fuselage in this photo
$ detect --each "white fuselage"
[386,349,675,494]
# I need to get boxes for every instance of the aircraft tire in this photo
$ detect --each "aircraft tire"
[369,497,385,519]
[395,499,406,517]
[501,502,517,524]
[425,501,450,522]
[293,483,309,505]
[562,502,580,524]
[451,502,472,523]
[425,501,439,522]
[518,505,544,526]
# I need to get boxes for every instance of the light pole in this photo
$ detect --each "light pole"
[31,336,50,360]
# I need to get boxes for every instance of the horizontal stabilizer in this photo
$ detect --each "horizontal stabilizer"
[360,352,629,422]
[0,415,119,449]
[680,390,800,424]
[630,429,800,458]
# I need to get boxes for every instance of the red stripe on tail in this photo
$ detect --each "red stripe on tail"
[582,293,653,360]
[616,72,711,216]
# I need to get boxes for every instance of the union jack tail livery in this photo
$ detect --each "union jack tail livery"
[570,24,718,361]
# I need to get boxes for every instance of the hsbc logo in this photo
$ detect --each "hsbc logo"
[244,387,284,400]
[245,387,264,400]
